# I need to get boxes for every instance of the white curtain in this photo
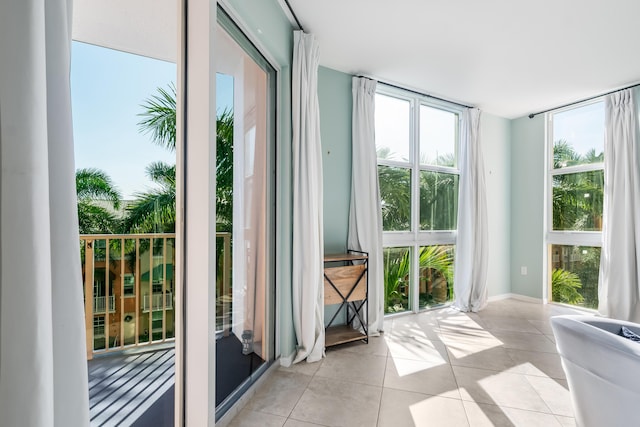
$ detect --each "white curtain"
[348,77,384,335]
[598,89,640,322]
[291,31,324,364]
[453,108,489,312]
[0,0,90,426]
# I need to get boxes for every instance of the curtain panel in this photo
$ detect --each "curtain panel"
[598,89,640,322]
[0,0,91,425]
[453,108,489,312]
[348,77,384,335]
[291,31,325,364]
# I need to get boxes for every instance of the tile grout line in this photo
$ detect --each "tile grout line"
[375,332,390,426]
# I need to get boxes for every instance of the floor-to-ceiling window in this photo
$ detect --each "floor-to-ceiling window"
[546,101,604,308]
[375,86,460,314]
[214,8,276,418]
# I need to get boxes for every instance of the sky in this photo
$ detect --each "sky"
[553,101,604,159]
[72,42,234,200]
[375,93,457,166]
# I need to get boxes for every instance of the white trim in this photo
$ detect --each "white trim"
[487,293,544,304]
[546,231,602,247]
[184,0,216,424]
[548,301,599,316]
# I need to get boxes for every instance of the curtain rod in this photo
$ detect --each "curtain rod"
[283,0,305,32]
[528,82,640,119]
[363,77,473,109]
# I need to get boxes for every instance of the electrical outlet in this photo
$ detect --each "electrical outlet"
[521,266,528,275]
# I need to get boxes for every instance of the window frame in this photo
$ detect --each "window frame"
[376,84,463,313]
[545,98,604,248]
[544,98,604,304]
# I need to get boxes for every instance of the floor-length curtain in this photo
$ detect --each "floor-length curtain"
[598,89,640,322]
[0,0,90,426]
[291,30,324,364]
[453,108,489,312]
[348,77,384,335]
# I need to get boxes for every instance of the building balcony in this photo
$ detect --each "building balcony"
[93,295,116,314]
[141,292,174,312]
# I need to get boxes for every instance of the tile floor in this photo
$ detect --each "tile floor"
[227,298,590,427]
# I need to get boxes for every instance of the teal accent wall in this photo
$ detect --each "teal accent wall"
[318,66,353,254]
[510,115,545,298]
[225,0,296,358]
[482,113,512,297]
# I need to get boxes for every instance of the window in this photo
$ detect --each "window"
[376,87,460,313]
[547,101,604,308]
[123,274,135,296]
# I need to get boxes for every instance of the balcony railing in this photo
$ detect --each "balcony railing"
[94,295,116,314]
[81,232,232,360]
[81,233,177,359]
[142,292,174,312]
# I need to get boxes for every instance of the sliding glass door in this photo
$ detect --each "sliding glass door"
[214,8,276,417]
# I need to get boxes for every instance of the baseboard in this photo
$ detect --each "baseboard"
[488,293,543,304]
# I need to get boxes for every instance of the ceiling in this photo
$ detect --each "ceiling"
[73,0,176,63]
[287,0,640,119]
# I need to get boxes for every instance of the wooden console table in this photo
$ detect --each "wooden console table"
[324,250,368,347]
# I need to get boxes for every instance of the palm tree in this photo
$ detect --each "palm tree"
[76,168,122,234]
[383,245,454,313]
[552,140,604,231]
[125,84,235,233]
[123,162,176,233]
[551,268,584,305]
[215,109,234,232]
[137,83,176,151]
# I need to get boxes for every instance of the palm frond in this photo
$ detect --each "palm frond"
[76,168,121,209]
[138,83,177,151]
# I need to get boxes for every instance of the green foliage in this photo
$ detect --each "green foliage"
[419,171,458,230]
[383,246,454,313]
[418,246,454,307]
[551,268,585,305]
[377,148,458,232]
[384,248,410,313]
[123,162,176,233]
[552,140,604,231]
[215,109,234,231]
[137,83,176,152]
[127,85,235,233]
[76,168,122,234]
[378,164,411,231]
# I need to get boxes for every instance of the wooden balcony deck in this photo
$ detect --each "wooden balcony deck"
[88,344,175,426]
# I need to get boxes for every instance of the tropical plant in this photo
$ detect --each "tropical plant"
[215,109,234,232]
[418,246,454,307]
[383,245,454,313]
[377,148,410,231]
[126,84,235,233]
[123,162,176,233]
[383,248,410,313]
[76,168,122,234]
[552,140,604,231]
[137,83,176,151]
[551,268,585,305]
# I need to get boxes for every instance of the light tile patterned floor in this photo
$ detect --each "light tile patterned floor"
[228,298,589,427]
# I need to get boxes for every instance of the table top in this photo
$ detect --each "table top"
[324,252,368,262]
